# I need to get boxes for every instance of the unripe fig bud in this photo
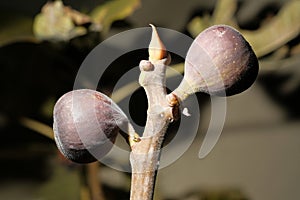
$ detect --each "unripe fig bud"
[148,24,171,65]
[53,89,128,163]
[174,25,258,99]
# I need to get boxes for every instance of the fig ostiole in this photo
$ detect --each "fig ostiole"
[53,89,131,163]
[172,25,259,100]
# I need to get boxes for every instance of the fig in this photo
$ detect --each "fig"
[174,25,259,99]
[53,89,128,163]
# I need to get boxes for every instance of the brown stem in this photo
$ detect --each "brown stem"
[129,25,179,200]
[129,136,163,199]
[129,55,176,200]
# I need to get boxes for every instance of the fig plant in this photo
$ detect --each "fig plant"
[53,24,258,200]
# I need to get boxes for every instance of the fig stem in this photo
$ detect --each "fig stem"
[129,25,177,200]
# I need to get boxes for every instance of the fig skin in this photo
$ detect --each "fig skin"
[177,25,259,97]
[53,89,127,163]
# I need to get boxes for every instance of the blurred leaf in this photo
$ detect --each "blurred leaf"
[33,0,90,41]
[188,0,239,37]
[242,0,300,57]
[187,15,211,38]
[187,0,238,37]
[0,14,36,46]
[90,0,141,34]
[20,117,54,139]
[212,0,237,25]
[187,0,300,58]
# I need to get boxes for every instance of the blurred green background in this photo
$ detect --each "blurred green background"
[0,0,300,199]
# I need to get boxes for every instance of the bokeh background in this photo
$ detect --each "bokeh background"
[0,0,300,199]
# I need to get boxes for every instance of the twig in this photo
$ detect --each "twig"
[129,25,178,200]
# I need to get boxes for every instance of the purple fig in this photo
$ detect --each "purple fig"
[53,89,128,163]
[174,25,258,99]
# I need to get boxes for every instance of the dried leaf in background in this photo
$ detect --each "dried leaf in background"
[33,0,90,41]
